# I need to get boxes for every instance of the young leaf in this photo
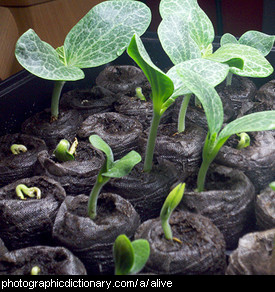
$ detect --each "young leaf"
[269,182,275,191]
[127,33,174,114]
[15,29,85,81]
[160,183,185,240]
[130,239,150,275]
[166,58,229,100]
[238,31,275,56]
[158,0,214,63]
[15,0,151,81]
[218,111,275,141]
[89,135,114,169]
[175,67,224,135]
[113,234,134,275]
[102,150,141,178]
[206,43,274,77]
[220,33,239,46]
[64,0,151,68]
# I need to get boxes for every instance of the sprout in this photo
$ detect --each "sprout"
[31,266,41,275]
[16,184,41,200]
[135,87,146,101]
[175,67,275,192]
[160,183,185,241]
[236,132,251,149]
[113,234,150,275]
[269,182,275,192]
[88,135,141,220]
[10,144,27,155]
[53,138,78,162]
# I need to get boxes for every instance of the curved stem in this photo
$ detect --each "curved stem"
[16,184,41,200]
[161,218,173,240]
[10,144,27,154]
[177,94,192,133]
[87,176,109,220]
[51,80,66,121]
[143,111,162,172]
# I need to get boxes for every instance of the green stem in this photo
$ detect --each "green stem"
[177,94,192,133]
[196,157,212,192]
[51,80,66,121]
[161,218,173,240]
[226,72,233,86]
[87,176,109,220]
[143,111,162,172]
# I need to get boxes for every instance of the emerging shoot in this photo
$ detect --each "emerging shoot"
[269,182,275,192]
[113,234,150,275]
[10,144,27,155]
[53,138,78,162]
[31,266,41,275]
[16,184,41,200]
[135,87,146,101]
[236,132,250,149]
[160,183,185,241]
[88,135,141,220]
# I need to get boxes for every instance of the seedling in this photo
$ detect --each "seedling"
[176,67,275,192]
[113,234,150,275]
[31,266,41,275]
[269,182,275,192]
[135,87,146,101]
[16,184,41,200]
[15,0,151,121]
[160,183,185,241]
[158,0,274,131]
[88,135,141,220]
[127,33,230,172]
[53,138,78,162]
[236,133,250,150]
[10,144,27,155]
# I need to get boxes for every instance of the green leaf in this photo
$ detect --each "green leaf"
[89,135,114,169]
[113,234,134,275]
[159,0,199,19]
[15,1,151,81]
[220,33,238,46]
[166,58,229,100]
[15,29,85,81]
[64,0,151,68]
[239,31,275,56]
[160,183,185,222]
[158,14,201,64]
[218,111,275,141]
[158,0,214,63]
[127,33,174,114]
[130,239,150,275]
[206,43,274,77]
[102,150,141,178]
[175,67,224,135]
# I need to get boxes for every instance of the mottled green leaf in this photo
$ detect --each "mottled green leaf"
[176,67,224,135]
[239,31,275,56]
[15,29,85,81]
[166,58,229,99]
[220,33,238,46]
[218,111,275,140]
[158,0,214,62]
[206,43,273,77]
[64,0,151,68]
